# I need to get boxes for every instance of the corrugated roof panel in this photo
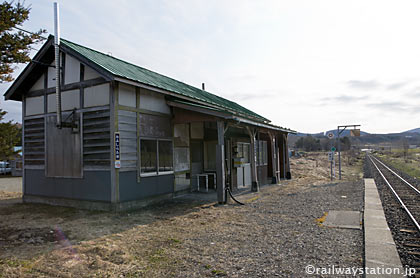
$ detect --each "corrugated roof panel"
[61,39,268,122]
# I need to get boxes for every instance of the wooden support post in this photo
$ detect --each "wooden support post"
[282,134,286,179]
[285,134,291,179]
[110,82,120,208]
[246,126,259,192]
[269,132,277,184]
[216,120,226,204]
[276,135,280,181]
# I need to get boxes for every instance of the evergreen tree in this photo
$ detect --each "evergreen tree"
[0,109,21,160]
[0,1,45,82]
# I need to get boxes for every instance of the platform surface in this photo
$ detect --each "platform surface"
[323,210,361,229]
[364,178,404,277]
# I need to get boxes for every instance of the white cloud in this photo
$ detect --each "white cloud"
[2,0,420,133]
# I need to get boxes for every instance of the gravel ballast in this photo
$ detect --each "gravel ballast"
[0,154,365,277]
[168,180,365,277]
[364,155,420,274]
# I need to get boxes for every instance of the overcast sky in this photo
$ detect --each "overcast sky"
[1,0,419,134]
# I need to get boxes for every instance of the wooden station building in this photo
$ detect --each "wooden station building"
[4,36,295,211]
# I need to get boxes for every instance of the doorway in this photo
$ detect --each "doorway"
[235,142,251,188]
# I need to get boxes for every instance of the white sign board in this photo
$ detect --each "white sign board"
[114,132,121,169]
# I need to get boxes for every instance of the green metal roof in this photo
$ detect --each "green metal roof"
[60,38,269,122]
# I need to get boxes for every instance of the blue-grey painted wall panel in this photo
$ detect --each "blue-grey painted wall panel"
[119,171,174,202]
[25,169,111,201]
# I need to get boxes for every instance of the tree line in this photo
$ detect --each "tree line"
[0,1,44,161]
[294,135,351,152]
[0,109,21,160]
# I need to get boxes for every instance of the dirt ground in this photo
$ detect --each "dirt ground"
[0,176,22,193]
[0,151,364,277]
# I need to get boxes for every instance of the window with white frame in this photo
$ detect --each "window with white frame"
[140,139,173,175]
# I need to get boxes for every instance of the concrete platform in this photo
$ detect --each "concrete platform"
[364,178,404,277]
[323,210,361,229]
[0,177,22,193]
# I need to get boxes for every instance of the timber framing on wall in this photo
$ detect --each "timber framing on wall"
[4,35,295,211]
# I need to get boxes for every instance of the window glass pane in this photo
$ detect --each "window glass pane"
[237,143,243,158]
[141,139,157,173]
[258,141,263,165]
[263,141,268,165]
[191,141,202,163]
[243,143,249,163]
[159,140,173,172]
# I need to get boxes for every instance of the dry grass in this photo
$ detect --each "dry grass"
[0,151,363,277]
[377,149,420,179]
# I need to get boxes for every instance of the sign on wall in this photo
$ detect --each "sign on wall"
[115,132,121,169]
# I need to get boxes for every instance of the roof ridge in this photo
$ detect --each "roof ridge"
[60,37,269,121]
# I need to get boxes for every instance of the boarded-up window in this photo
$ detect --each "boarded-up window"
[174,124,189,147]
[46,114,82,177]
[174,147,189,172]
[139,114,171,138]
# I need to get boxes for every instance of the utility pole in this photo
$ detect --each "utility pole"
[337,124,361,180]
[326,132,335,181]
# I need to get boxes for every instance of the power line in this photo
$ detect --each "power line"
[12,26,47,40]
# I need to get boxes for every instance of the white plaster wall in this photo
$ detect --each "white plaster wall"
[25,96,44,116]
[139,89,170,114]
[48,89,80,112]
[84,65,101,80]
[84,83,109,107]
[64,55,80,84]
[47,62,56,88]
[118,83,136,107]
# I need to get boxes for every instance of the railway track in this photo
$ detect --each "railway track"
[367,154,420,276]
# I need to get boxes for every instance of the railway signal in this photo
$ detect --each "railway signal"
[337,124,361,180]
[328,151,335,180]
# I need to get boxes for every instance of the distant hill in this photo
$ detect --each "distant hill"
[405,128,420,134]
[324,129,370,137]
[289,128,420,148]
[294,129,369,138]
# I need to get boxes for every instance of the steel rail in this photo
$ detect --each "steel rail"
[370,155,420,195]
[368,155,420,232]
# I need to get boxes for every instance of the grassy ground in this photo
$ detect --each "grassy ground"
[376,148,420,179]
[0,151,364,277]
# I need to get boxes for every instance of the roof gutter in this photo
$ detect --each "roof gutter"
[230,115,296,134]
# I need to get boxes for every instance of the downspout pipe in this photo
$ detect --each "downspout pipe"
[54,2,62,128]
